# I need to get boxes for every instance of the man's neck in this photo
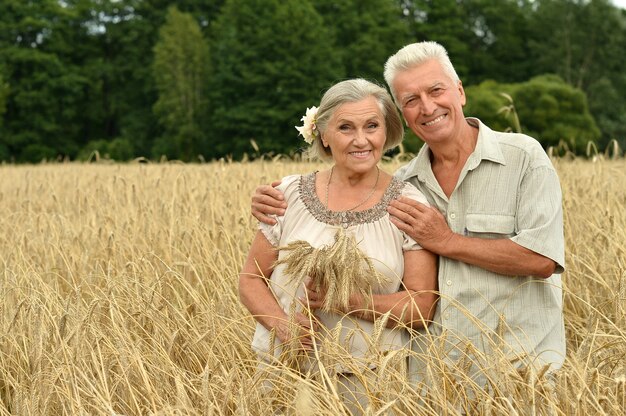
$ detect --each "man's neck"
[428,120,478,167]
[428,120,479,198]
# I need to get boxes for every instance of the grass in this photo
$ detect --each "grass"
[0,157,625,415]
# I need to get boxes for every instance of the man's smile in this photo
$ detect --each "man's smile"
[423,114,446,126]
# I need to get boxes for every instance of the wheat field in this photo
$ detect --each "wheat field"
[1,157,625,415]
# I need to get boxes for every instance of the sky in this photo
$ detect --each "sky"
[612,0,626,9]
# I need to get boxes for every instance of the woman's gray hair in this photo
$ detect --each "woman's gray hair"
[383,41,460,105]
[306,78,403,161]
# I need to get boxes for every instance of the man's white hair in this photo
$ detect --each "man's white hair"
[384,41,460,104]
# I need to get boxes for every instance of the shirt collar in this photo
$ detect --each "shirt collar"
[401,117,506,183]
[466,117,506,168]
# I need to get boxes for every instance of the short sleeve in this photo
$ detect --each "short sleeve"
[258,175,301,247]
[510,165,565,273]
[400,182,429,251]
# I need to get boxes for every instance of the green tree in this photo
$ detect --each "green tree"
[66,0,161,159]
[77,137,134,161]
[0,72,7,124]
[152,6,209,161]
[464,75,601,152]
[0,0,89,162]
[528,0,626,149]
[0,72,8,160]
[401,0,475,81]
[208,0,342,159]
[312,0,411,82]
[462,0,535,83]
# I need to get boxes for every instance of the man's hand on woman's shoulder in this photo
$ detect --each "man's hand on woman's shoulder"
[251,180,287,225]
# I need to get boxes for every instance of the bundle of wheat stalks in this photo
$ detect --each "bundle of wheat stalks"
[276,227,387,314]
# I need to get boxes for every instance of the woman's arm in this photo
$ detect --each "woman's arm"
[304,248,438,329]
[239,231,315,348]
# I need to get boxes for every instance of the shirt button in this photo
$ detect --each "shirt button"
[446,279,452,286]
[443,313,450,320]
[450,213,456,219]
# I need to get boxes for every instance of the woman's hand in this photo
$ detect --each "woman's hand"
[272,312,317,350]
[302,279,366,316]
[251,180,287,225]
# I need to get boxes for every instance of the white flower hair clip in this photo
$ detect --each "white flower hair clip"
[295,106,319,144]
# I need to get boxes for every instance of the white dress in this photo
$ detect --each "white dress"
[253,172,428,370]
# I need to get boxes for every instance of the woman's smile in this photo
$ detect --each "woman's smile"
[349,150,372,159]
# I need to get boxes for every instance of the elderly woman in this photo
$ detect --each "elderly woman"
[238,79,437,413]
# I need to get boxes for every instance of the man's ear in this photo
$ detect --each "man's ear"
[458,80,466,107]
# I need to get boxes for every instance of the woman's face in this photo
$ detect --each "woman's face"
[322,96,386,176]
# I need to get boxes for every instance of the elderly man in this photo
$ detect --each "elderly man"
[251,41,565,387]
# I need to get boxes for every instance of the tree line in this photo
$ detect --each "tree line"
[0,0,624,163]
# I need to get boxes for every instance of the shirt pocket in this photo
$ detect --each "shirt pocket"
[465,213,515,239]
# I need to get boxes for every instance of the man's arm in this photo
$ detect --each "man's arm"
[388,198,556,278]
[251,180,287,225]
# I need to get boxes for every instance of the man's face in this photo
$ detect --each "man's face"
[392,59,466,146]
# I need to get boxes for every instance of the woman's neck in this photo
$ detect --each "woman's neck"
[319,165,391,212]
[328,165,379,187]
